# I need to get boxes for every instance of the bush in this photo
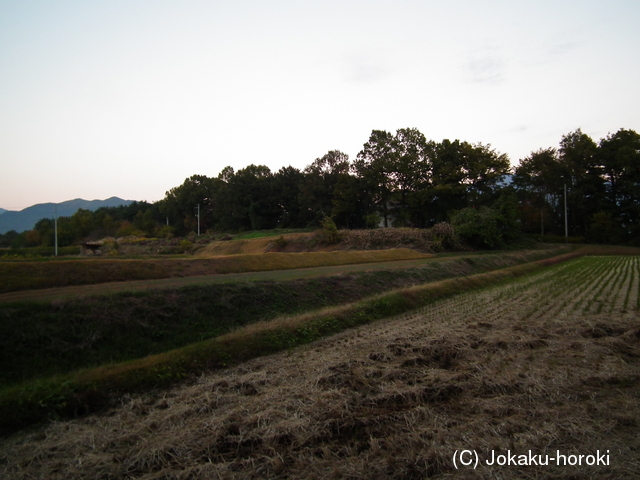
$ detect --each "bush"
[451,207,502,248]
[116,222,145,238]
[272,235,288,250]
[431,222,459,250]
[179,240,193,253]
[318,216,341,244]
[155,225,175,239]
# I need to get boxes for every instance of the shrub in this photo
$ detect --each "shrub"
[451,207,502,248]
[116,221,138,238]
[179,240,193,253]
[155,225,175,239]
[272,235,288,250]
[431,222,459,250]
[318,216,341,244]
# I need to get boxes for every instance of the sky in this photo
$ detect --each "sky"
[1,0,639,211]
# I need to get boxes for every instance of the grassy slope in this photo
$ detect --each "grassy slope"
[0,248,566,387]
[0,249,428,294]
[0,256,464,304]
[0,246,585,432]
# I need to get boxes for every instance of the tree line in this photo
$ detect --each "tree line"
[3,127,639,249]
[514,128,640,244]
[160,128,514,234]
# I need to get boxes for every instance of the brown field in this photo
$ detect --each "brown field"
[2,255,638,479]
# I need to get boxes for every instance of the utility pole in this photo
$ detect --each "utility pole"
[54,205,58,256]
[197,203,200,236]
[564,184,568,243]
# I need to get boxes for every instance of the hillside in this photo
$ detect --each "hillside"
[0,197,135,234]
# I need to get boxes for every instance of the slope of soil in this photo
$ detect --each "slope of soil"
[2,256,638,479]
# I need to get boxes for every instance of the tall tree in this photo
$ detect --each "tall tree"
[222,165,278,231]
[354,130,397,227]
[558,129,604,237]
[299,150,351,226]
[513,148,567,235]
[427,140,509,223]
[393,128,434,226]
[331,173,373,229]
[162,175,220,235]
[598,128,640,242]
[462,143,511,206]
[273,166,304,227]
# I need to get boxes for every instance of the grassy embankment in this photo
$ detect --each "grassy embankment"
[0,245,604,432]
[0,247,573,387]
[0,248,428,294]
[0,225,462,293]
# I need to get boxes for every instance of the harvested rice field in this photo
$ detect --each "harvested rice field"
[2,255,639,479]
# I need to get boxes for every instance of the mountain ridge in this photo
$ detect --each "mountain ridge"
[0,197,136,234]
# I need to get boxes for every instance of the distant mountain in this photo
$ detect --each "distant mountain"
[0,197,136,234]
[0,208,6,215]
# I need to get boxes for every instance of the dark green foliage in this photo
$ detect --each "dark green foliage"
[0,281,333,386]
[318,216,341,244]
[451,194,520,249]
[452,207,503,248]
[0,230,19,248]
[514,128,640,244]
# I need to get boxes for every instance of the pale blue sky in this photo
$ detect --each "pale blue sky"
[1,0,639,210]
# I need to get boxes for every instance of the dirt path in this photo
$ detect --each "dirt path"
[2,256,638,479]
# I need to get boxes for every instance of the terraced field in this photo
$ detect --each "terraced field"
[2,256,639,479]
